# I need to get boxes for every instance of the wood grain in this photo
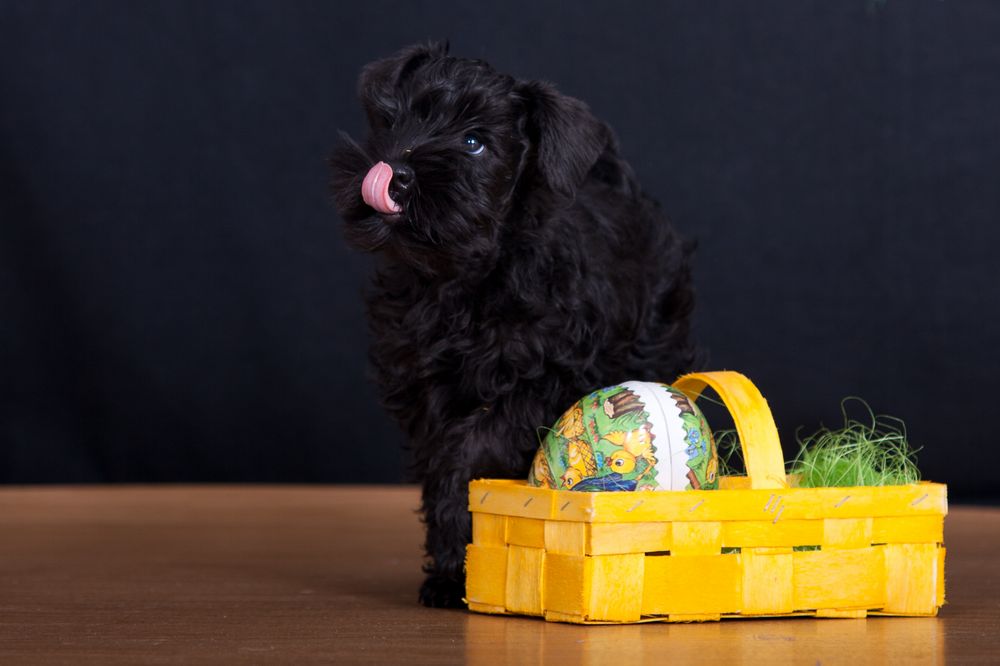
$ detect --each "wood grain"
[0,486,997,664]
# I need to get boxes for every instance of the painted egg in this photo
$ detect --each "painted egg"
[528,381,718,492]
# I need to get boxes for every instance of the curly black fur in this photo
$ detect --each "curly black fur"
[330,42,697,608]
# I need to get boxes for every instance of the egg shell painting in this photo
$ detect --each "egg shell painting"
[528,381,718,492]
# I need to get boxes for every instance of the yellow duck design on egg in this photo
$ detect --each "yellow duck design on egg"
[555,405,585,439]
[604,426,658,479]
[529,449,555,487]
[607,449,638,474]
[560,438,597,489]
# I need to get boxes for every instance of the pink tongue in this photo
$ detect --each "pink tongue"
[361,161,401,215]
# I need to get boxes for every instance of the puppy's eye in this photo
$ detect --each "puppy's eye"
[463,134,485,156]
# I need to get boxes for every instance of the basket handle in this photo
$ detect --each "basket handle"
[673,371,788,489]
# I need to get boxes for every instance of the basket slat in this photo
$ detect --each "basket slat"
[823,518,873,548]
[545,520,587,555]
[471,513,506,546]
[507,517,545,548]
[672,521,723,555]
[872,515,943,543]
[543,553,588,616]
[505,545,544,615]
[589,553,644,622]
[742,548,794,614]
[465,544,506,607]
[792,547,885,609]
[723,519,822,548]
[590,521,671,555]
[883,543,941,614]
[642,554,742,615]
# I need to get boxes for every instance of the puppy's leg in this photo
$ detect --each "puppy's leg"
[417,409,529,609]
[418,462,474,608]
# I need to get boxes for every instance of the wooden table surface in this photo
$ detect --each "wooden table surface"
[0,487,997,665]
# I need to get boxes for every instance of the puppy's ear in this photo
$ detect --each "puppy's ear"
[516,81,608,197]
[358,42,448,127]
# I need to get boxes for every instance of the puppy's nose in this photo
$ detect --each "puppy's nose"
[387,163,415,201]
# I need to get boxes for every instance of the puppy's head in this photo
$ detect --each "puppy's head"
[330,42,609,273]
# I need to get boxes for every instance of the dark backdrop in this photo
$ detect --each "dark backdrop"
[2,1,998,500]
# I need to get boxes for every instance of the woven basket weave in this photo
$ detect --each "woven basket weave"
[465,371,946,623]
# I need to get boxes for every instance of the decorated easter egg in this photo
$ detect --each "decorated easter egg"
[528,381,718,492]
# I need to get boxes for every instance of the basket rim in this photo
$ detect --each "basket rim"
[468,477,947,523]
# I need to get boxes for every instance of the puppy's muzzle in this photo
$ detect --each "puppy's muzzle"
[361,161,414,216]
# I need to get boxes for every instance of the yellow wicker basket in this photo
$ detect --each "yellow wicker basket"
[465,371,946,623]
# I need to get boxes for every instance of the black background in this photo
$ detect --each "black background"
[2,1,998,500]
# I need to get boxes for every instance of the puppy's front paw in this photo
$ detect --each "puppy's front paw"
[419,574,467,609]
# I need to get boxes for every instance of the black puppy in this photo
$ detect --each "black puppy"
[330,43,696,608]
